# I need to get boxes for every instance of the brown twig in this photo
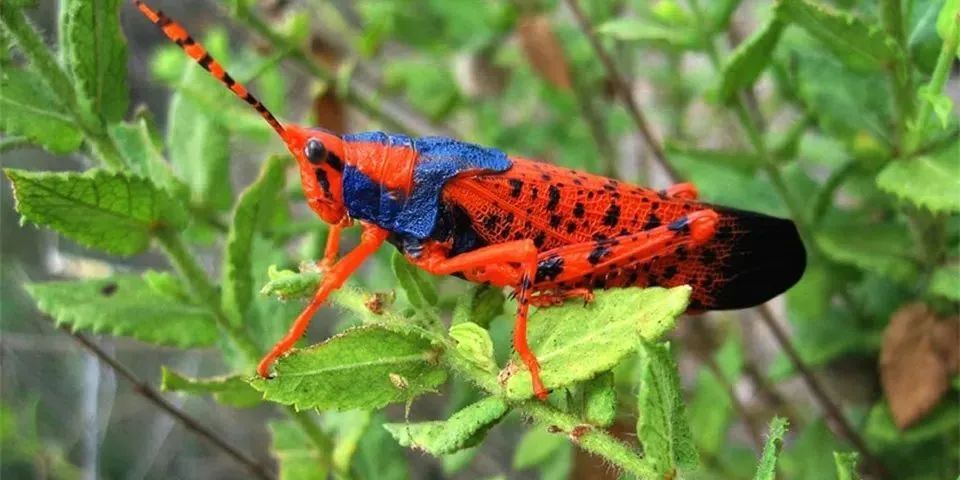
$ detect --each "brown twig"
[64,328,275,480]
[564,0,682,182]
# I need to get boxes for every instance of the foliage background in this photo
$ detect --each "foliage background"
[1,0,958,479]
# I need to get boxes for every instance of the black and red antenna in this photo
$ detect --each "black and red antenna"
[133,0,287,139]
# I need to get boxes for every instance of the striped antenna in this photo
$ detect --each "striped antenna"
[133,0,286,137]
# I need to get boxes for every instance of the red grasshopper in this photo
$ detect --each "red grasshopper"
[136,1,805,400]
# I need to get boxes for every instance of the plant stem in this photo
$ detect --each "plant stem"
[154,229,263,365]
[65,329,276,480]
[564,0,681,182]
[905,11,959,153]
[521,400,659,478]
[881,0,915,148]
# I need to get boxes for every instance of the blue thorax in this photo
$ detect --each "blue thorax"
[340,132,512,239]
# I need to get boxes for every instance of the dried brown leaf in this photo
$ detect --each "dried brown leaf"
[517,14,572,91]
[880,303,960,429]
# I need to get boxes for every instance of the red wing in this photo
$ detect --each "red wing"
[444,157,697,250]
[443,157,805,312]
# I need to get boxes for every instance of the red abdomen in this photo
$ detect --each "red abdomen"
[443,158,805,310]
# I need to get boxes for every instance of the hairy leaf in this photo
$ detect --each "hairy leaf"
[223,156,287,325]
[778,0,901,71]
[26,274,217,347]
[384,397,508,455]
[583,371,616,427]
[0,68,83,154]
[449,322,498,375]
[504,286,690,399]
[248,326,447,410]
[834,452,860,480]
[61,0,129,122]
[161,367,262,408]
[109,118,184,195]
[269,419,328,480]
[876,144,960,213]
[717,13,784,103]
[391,250,439,309]
[815,224,917,283]
[260,265,322,301]
[754,417,789,480]
[165,30,233,211]
[5,169,187,255]
[637,341,698,475]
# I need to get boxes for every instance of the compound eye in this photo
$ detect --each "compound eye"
[304,139,327,165]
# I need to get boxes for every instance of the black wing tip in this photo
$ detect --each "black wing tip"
[709,210,807,310]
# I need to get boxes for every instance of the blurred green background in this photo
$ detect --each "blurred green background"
[1,0,958,479]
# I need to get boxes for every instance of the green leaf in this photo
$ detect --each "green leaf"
[788,39,894,142]
[780,419,847,479]
[876,144,960,213]
[504,286,690,399]
[937,0,960,41]
[269,419,328,480]
[917,85,956,128]
[223,156,288,324]
[583,371,616,427]
[688,330,742,454]
[4,169,188,256]
[391,250,439,309]
[637,341,698,475]
[61,0,129,122]
[327,410,371,476]
[452,285,504,328]
[864,400,960,446]
[108,118,184,194]
[449,322,498,375]
[777,0,901,71]
[384,396,508,455]
[595,18,702,50]
[354,413,411,480]
[165,30,233,211]
[248,326,447,411]
[705,0,744,33]
[716,13,785,103]
[25,273,218,348]
[833,452,860,480]
[929,263,960,301]
[815,223,918,283]
[260,265,322,301]
[161,367,262,408]
[753,417,789,480]
[513,426,567,470]
[0,68,83,154]
[908,0,947,72]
